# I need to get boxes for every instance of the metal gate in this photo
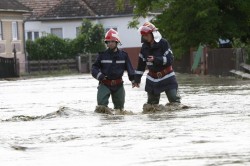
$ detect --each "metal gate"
[0,56,15,78]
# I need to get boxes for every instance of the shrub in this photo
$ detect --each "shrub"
[26,19,106,60]
[26,35,72,60]
[233,38,250,64]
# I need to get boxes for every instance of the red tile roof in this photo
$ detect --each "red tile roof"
[84,0,133,16]
[18,0,61,18]
[43,0,97,18]
[17,0,134,20]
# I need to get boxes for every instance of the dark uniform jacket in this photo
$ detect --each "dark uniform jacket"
[135,38,178,94]
[92,49,135,91]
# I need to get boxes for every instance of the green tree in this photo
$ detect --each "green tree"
[73,19,106,54]
[125,0,250,57]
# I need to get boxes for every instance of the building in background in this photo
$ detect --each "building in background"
[0,0,30,74]
[18,0,155,67]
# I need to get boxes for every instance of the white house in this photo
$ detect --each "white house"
[18,0,154,67]
[24,16,151,49]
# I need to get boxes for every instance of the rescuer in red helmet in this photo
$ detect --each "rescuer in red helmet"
[92,29,135,113]
[133,22,181,106]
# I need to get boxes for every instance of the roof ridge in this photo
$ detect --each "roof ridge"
[38,0,63,18]
[0,0,31,12]
[18,0,134,20]
[79,0,97,16]
[17,0,62,19]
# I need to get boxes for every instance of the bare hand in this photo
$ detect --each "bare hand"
[132,83,140,88]
[147,55,154,62]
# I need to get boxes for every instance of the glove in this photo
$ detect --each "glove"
[132,82,140,88]
[98,74,106,81]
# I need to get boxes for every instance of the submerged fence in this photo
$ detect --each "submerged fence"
[27,54,97,73]
[0,57,16,78]
[190,47,248,76]
[28,59,77,73]
[77,54,97,73]
[207,48,236,76]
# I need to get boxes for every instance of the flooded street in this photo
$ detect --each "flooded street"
[1,73,250,166]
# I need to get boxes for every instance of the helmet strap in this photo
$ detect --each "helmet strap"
[108,42,118,52]
[110,46,118,52]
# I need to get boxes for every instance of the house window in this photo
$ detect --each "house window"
[27,31,32,40]
[0,21,3,40]
[105,27,118,33]
[12,21,18,40]
[76,27,81,36]
[42,31,47,37]
[27,31,40,40]
[51,28,63,38]
[34,32,39,39]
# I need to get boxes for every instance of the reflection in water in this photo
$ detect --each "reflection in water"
[0,74,250,166]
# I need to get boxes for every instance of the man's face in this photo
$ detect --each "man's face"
[142,33,153,43]
[106,41,117,50]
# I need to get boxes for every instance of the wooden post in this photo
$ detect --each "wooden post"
[76,55,81,72]
[48,60,50,72]
[13,44,18,76]
[88,54,92,73]
[27,53,30,73]
[39,60,41,72]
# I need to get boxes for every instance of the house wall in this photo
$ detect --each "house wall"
[24,16,152,48]
[122,47,141,68]
[24,16,153,69]
[0,12,26,73]
[25,20,82,39]
[98,17,151,48]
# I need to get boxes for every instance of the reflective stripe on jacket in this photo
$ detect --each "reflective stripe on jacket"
[92,49,135,84]
[135,38,178,94]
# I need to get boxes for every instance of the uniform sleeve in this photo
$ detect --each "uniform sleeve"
[135,50,147,83]
[125,54,135,82]
[154,40,174,66]
[91,54,105,81]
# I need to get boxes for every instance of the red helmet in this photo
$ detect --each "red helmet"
[104,29,120,43]
[138,22,158,35]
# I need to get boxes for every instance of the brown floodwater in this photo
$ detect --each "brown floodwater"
[0,73,250,166]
